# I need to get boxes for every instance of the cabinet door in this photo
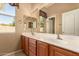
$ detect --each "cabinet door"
[29,38,37,56]
[21,35,29,55]
[37,41,48,56]
[62,11,75,35]
[21,35,25,50]
[54,51,65,56]
[49,45,55,56]
[54,46,78,56]
[24,37,29,55]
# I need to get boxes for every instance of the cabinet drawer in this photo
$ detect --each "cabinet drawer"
[29,42,36,47]
[29,38,36,45]
[54,46,78,56]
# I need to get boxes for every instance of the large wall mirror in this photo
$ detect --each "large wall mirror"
[40,3,79,36]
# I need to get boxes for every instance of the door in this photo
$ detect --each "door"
[49,17,55,34]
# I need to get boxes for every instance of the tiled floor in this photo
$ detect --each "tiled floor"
[2,51,26,56]
[14,51,26,56]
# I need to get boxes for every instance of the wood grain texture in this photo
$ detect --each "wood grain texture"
[29,38,37,56]
[37,41,48,56]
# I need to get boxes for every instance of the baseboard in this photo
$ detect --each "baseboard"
[3,50,22,56]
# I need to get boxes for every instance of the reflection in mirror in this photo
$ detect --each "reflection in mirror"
[23,16,37,32]
[40,3,79,36]
[33,21,37,29]
[39,16,46,32]
[28,22,33,28]
[48,17,55,34]
[28,21,37,29]
[62,9,79,36]
[39,10,47,33]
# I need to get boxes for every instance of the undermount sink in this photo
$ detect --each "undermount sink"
[48,38,68,45]
[33,33,68,44]
[56,39,68,44]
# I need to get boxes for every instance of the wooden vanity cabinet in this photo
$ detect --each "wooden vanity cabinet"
[37,40,48,56]
[48,45,55,56]
[54,46,78,56]
[21,35,29,55]
[29,38,37,56]
[49,45,78,56]
[21,35,79,56]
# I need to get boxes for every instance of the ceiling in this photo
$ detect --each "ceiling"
[41,3,79,16]
[30,3,54,13]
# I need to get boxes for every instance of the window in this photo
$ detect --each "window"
[0,3,15,33]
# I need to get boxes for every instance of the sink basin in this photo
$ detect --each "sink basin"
[56,39,68,44]
[48,38,68,45]
[34,33,68,45]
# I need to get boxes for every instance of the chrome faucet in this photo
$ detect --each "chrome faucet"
[57,33,62,40]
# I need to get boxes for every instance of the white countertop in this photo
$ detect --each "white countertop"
[22,32,79,53]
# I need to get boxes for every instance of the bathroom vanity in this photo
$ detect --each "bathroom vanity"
[21,33,79,56]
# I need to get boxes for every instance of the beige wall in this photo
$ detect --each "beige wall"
[16,3,35,35]
[0,33,20,55]
[45,3,79,34]
[15,3,39,52]
[15,4,32,52]
[17,3,39,33]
